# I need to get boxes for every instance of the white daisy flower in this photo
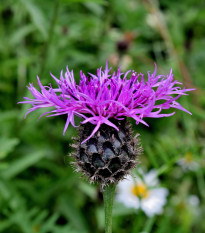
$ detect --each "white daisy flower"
[172,194,200,217]
[116,170,168,217]
[177,152,199,171]
[188,195,200,207]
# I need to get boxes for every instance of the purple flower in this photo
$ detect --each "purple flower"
[19,62,194,143]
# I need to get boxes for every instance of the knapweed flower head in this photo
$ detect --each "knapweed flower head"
[19,62,194,185]
[116,169,169,217]
[19,62,193,144]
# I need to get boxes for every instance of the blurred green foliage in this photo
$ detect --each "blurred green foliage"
[0,0,205,232]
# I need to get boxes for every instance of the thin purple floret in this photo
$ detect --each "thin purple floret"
[18,62,194,143]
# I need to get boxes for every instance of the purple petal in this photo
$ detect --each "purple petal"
[19,62,194,142]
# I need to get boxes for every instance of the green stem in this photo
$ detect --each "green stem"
[102,184,116,233]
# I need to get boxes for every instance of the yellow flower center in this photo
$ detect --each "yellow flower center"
[131,183,149,199]
[185,152,193,163]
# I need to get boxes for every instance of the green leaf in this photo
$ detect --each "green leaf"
[113,203,135,216]
[145,146,159,169]
[0,111,19,122]
[1,150,47,179]
[53,224,81,233]
[141,216,156,233]
[0,137,20,159]
[83,2,104,16]
[0,220,12,232]
[9,24,35,46]
[154,142,169,163]
[20,0,48,39]
[40,213,59,233]
[58,196,89,233]
[61,0,107,4]
[78,182,97,199]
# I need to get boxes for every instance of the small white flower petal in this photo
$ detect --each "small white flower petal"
[116,176,140,209]
[141,197,163,216]
[150,188,169,199]
[144,169,159,186]
[141,188,168,216]
[116,193,140,209]
[188,195,200,207]
[117,176,134,193]
[116,171,168,217]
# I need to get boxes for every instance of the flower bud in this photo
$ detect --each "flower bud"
[72,118,141,186]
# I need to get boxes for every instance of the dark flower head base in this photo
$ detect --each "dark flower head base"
[71,118,142,186]
[19,62,194,185]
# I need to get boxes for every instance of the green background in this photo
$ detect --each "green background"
[0,0,205,232]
